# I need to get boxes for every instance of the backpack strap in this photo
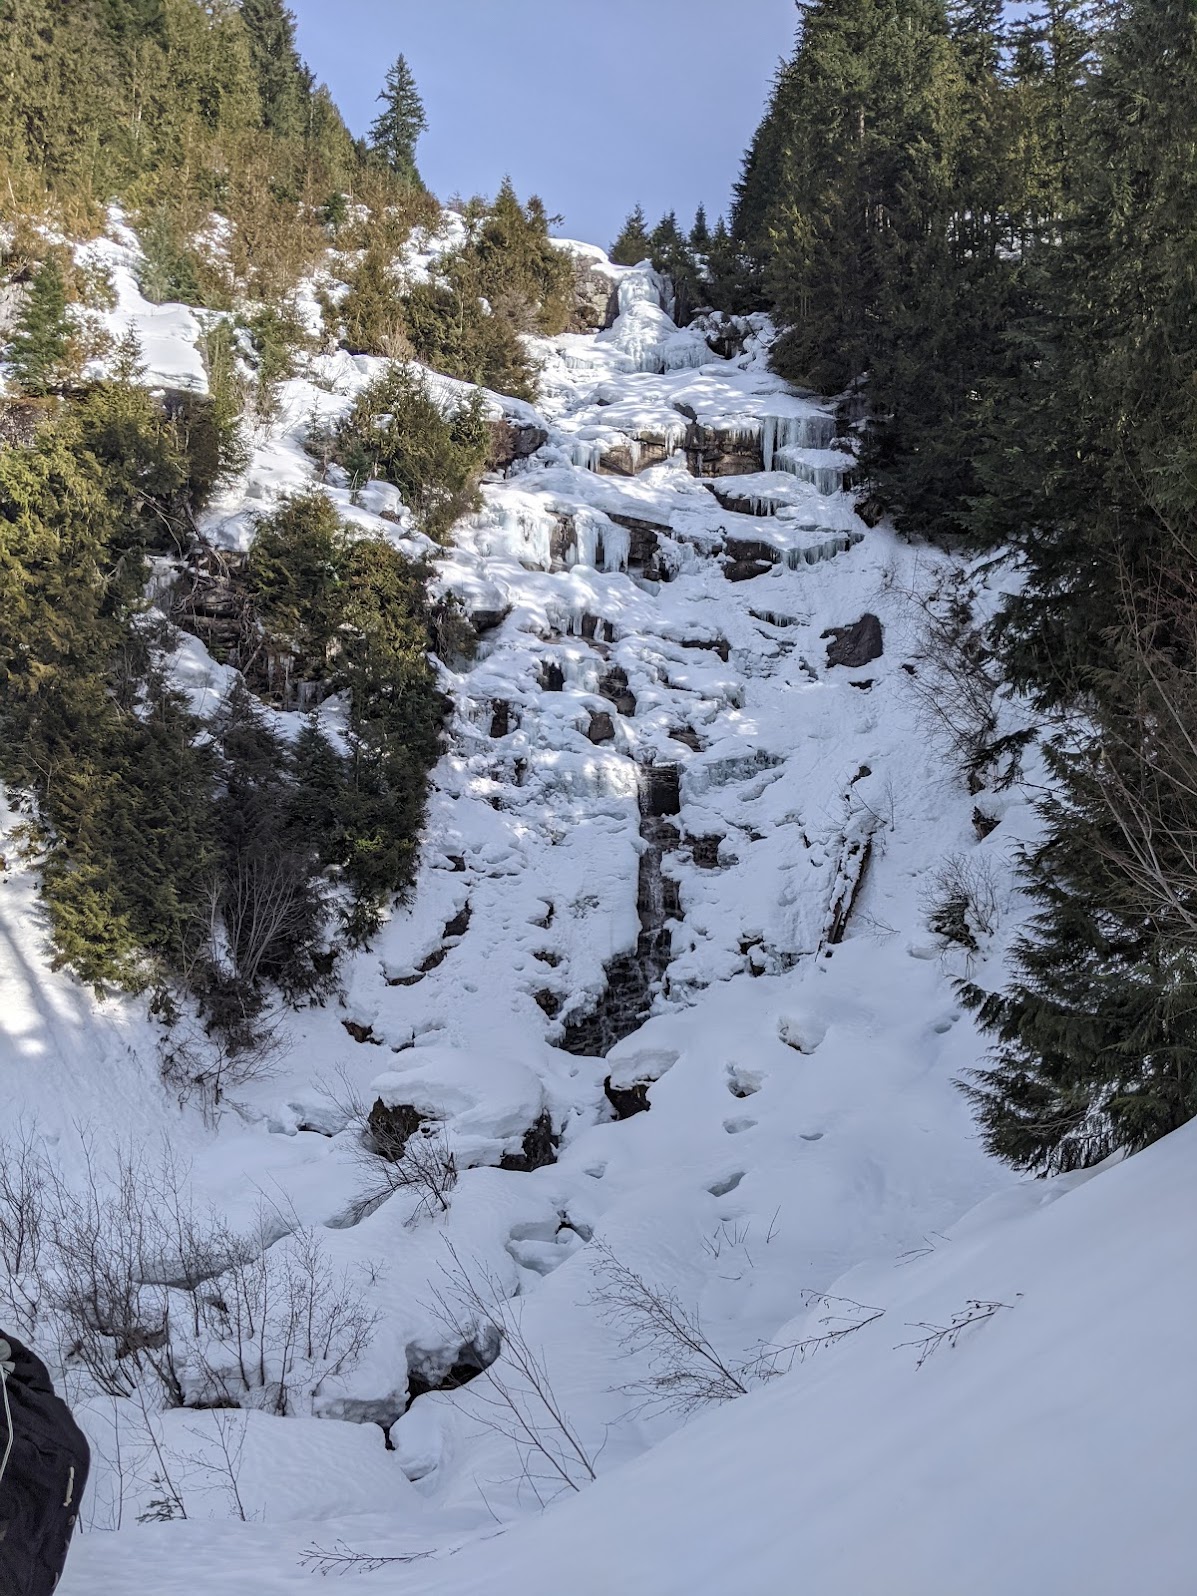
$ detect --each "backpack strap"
[0,1338,14,1495]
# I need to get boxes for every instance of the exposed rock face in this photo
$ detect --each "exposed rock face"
[561,796,681,1059]
[487,417,549,474]
[498,1111,559,1172]
[607,513,668,571]
[685,423,765,479]
[598,666,637,716]
[539,659,566,692]
[367,1099,425,1162]
[724,558,773,583]
[698,311,754,361]
[489,700,512,738]
[725,536,781,567]
[595,434,675,477]
[468,605,511,637]
[603,1078,651,1119]
[823,613,884,669]
[570,264,621,333]
[681,636,731,663]
[689,834,725,869]
[586,711,616,745]
[342,1020,381,1045]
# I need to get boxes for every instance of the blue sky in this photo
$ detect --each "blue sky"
[287,0,798,249]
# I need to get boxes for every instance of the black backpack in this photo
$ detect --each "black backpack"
[0,1335,90,1596]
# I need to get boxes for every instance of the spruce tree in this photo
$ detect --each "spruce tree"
[368,54,427,185]
[240,0,311,138]
[690,204,711,252]
[610,205,650,265]
[6,257,74,396]
[964,0,1197,1172]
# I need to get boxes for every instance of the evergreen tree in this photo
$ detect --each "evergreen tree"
[689,203,711,252]
[6,256,74,395]
[240,0,311,138]
[648,211,703,323]
[610,204,650,265]
[368,54,426,185]
[963,0,1197,1171]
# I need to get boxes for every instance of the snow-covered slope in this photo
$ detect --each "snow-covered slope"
[3,217,1191,1592]
[67,1118,1197,1594]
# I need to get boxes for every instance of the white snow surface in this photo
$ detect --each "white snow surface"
[1,216,1192,1592]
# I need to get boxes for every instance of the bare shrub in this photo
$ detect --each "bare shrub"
[319,1072,458,1229]
[158,1009,286,1124]
[922,851,1001,954]
[301,1541,432,1575]
[588,1241,749,1415]
[905,579,1025,790]
[0,1130,378,1417]
[429,1244,599,1505]
[750,1292,885,1380]
[895,1297,1017,1369]
[0,1123,50,1336]
[360,1127,458,1228]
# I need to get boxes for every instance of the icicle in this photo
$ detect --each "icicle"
[761,413,838,472]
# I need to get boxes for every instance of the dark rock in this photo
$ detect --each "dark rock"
[405,1333,496,1407]
[367,1099,425,1161]
[534,989,563,1018]
[533,949,563,967]
[684,421,764,479]
[443,903,472,941]
[725,536,780,566]
[586,711,616,745]
[701,313,753,361]
[681,637,731,663]
[689,834,724,869]
[595,434,675,477]
[607,513,668,569]
[539,659,566,693]
[711,483,775,517]
[598,666,637,716]
[724,559,773,584]
[669,725,705,752]
[973,806,1001,840]
[848,678,874,691]
[489,700,511,738]
[823,614,883,669]
[854,493,885,528]
[638,765,681,818]
[499,1110,560,1172]
[342,1020,381,1045]
[469,606,511,636]
[560,808,681,1059]
[447,854,467,873]
[487,417,549,473]
[604,1078,651,1119]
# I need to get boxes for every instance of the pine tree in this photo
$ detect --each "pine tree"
[6,256,74,396]
[964,0,1197,1171]
[368,54,426,186]
[240,0,310,137]
[690,203,711,252]
[609,205,650,265]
